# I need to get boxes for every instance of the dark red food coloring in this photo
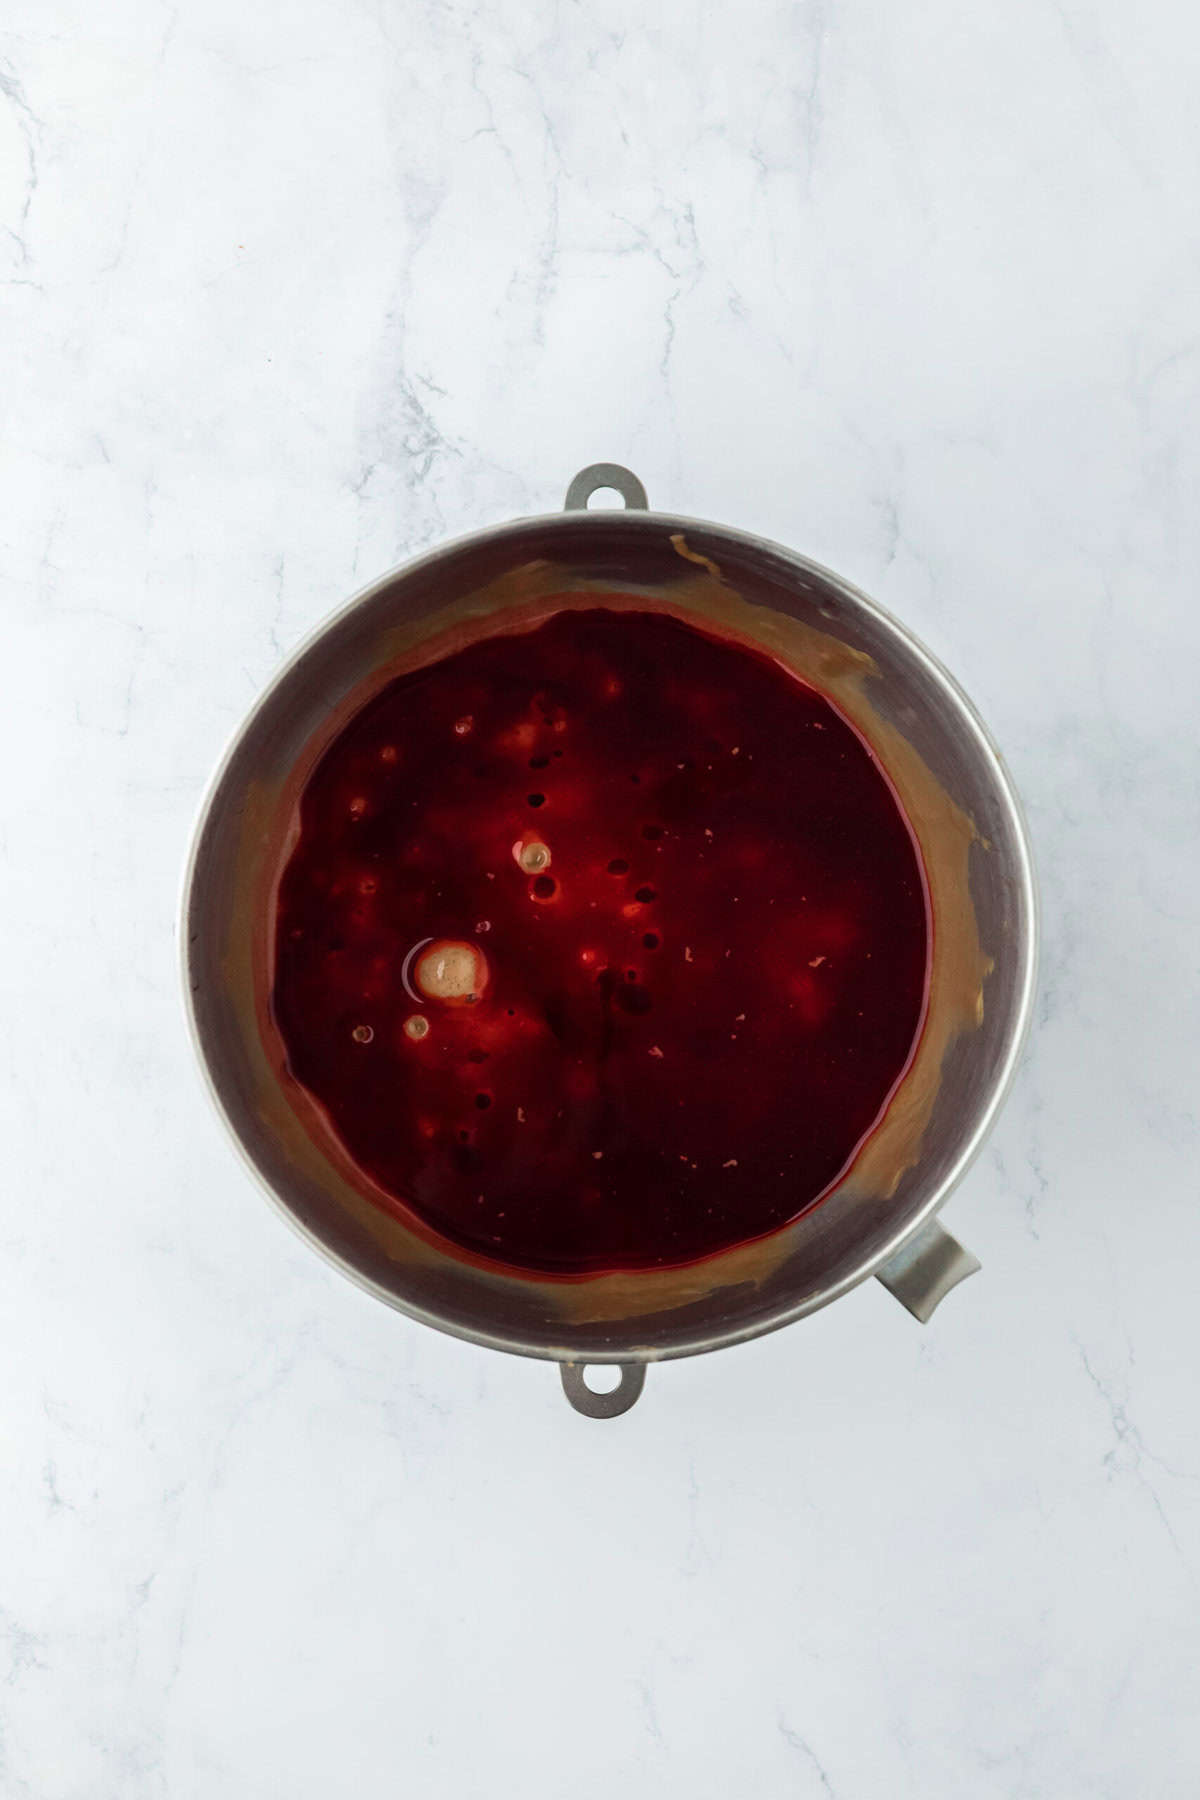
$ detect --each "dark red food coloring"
[272,607,929,1274]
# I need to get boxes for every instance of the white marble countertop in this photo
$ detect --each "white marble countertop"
[5,1,1199,1793]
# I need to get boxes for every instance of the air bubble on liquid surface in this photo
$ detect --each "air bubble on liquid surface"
[515,840,551,874]
[405,939,489,1004]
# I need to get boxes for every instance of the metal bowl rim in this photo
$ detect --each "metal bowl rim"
[180,504,1039,1363]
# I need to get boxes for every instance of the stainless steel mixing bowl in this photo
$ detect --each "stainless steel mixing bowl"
[183,464,1037,1416]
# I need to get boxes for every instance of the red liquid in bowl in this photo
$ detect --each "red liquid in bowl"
[272,607,929,1273]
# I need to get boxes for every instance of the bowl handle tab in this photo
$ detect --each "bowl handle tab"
[559,1360,647,1418]
[563,463,649,512]
[876,1218,981,1323]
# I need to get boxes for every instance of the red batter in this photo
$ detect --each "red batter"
[272,607,929,1273]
